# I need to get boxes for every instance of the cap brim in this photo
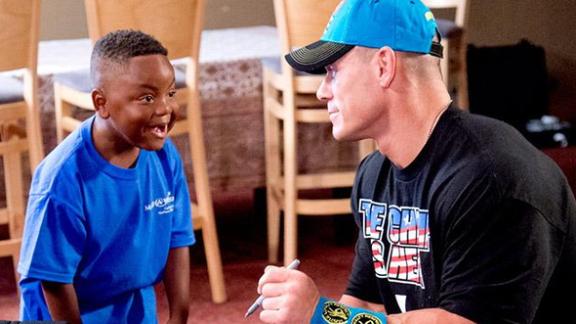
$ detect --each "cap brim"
[284,40,355,74]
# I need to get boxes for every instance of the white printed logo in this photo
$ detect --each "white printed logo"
[145,192,175,215]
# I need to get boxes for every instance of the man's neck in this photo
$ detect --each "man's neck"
[375,91,452,169]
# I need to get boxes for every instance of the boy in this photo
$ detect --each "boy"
[18,30,194,324]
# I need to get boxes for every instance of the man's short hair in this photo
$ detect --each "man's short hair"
[90,29,168,85]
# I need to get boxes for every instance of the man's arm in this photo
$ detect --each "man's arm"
[339,294,385,313]
[41,281,82,324]
[339,294,474,323]
[386,308,475,324]
[163,246,190,324]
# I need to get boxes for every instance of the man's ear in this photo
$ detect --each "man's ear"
[91,88,109,118]
[375,46,396,88]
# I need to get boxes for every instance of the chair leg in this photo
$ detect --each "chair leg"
[11,242,21,295]
[3,139,25,293]
[25,103,44,170]
[264,81,282,263]
[283,96,298,266]
[5,150,25,237]
[0,240,21,294]
[455,32,469,110]
[358,139,375,159]
[186,92,227,303]
[23,69,44,170]
[54,84,73,143]
[440,38,450,88]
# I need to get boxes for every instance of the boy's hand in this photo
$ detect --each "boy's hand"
[257,265,321,324]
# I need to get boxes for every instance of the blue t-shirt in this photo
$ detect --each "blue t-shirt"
[18,117,195,323]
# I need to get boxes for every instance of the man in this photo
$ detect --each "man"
[19,30,194,323]
[256,0,576,323]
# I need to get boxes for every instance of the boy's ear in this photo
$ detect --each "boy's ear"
[376,46,396,88]
[91,88,109,118]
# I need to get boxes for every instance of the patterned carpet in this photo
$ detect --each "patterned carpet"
[0,189,357,323]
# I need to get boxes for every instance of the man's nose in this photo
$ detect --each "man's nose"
[316,78,331,102]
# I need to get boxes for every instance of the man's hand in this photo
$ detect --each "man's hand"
[257,265,321,324]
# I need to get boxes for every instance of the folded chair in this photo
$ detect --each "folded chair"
[53,0,226,303]
[264,0,374,265]
[0,0,43,290]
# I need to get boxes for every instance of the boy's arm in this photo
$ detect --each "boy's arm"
[41,281,82,324]
[163,246,191,324]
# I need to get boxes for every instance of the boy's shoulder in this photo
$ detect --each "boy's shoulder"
[31,123,89,195]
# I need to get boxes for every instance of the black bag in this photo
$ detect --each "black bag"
[467,39,549,128]
[467,39,573,148]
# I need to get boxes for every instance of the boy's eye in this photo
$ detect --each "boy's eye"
[141,95,154,103]
[168,90,177,98]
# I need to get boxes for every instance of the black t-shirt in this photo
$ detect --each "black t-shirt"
[345,107,576,323]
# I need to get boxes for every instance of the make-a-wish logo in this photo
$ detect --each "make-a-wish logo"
[145,192,175,215]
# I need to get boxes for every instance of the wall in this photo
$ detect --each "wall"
[39,0,274,40]
[467,0,576,122]
[39,0,575,121]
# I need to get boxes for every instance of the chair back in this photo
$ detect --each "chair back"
[0,0,40,73]
[84,0,204,64]
[0,0,43,167]
[0,0,40,287]
[422,0,468,27]
[273,0,341,54]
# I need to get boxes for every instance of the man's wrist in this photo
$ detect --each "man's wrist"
[310,296,387,324]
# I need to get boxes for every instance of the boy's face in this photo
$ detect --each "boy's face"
[96,54,178,151]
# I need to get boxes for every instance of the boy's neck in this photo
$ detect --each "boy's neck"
[91,118,141,169]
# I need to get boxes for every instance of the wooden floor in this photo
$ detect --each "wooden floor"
[0,189,357,323]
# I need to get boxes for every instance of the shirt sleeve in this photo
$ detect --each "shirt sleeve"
[168,143,195,248]
[344,154,383,304]
[18,193,86,283]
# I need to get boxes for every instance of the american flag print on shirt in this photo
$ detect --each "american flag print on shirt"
[359,199,430,288]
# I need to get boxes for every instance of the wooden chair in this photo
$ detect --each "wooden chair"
[53,0,226,303]
[264,0,373,265]
[422,0,470,109]
[0,0,43,289]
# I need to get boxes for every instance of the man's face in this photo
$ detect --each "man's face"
[98,54,178,151]
[316,47,381,142]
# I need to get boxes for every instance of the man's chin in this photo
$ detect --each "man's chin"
[332,129,352,142]
[332,130,367,143]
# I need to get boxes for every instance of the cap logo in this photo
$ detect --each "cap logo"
[425,11,435,21]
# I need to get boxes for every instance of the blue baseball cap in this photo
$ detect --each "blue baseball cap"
[285,0,443,74]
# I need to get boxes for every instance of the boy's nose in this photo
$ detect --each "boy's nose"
[156,98,174,115]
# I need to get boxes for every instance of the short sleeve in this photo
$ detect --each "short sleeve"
[345,232,383,304]
[344,155,383,304]
[168,144,195,248]
[18,194,86,283]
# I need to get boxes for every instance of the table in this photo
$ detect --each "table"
[33,26,359,193]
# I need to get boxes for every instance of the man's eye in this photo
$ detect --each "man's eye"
[326,66,336,78]
[168,90,177,98]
